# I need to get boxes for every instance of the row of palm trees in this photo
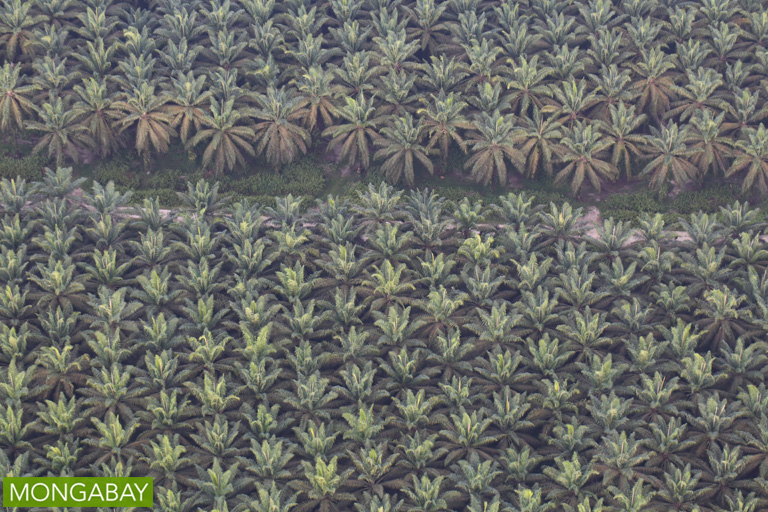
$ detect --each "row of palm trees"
[1,0,768,195]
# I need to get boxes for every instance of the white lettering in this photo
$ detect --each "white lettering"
[51,483,67,502]
[70,483,86,502]
[105,483,118,501]
[10,483,28,502]
[30,483,49,502]
[88,484,103,501]
[121,484,136,501]
[134,482,149,501]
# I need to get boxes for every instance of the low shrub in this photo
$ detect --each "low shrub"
[601,190,662,214]
[670,185,739,215]
[0,154,47,181]
[93,156,140,189]
[432,186,482,203]
[527,189,569,208]
[147,169,186,191]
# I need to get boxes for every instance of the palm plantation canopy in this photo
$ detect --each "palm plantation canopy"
[2,171,768,511]
[4,0,768,511]
[0,0,766,193]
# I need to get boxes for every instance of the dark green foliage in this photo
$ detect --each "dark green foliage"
[93,155,140,190]
[0,154,47,181]
[147,169,186,192]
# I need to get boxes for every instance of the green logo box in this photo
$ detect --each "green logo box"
[3,477,153,507]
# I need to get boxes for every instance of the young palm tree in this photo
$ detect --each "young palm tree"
[323,92,382,172]
[374,113,433,187]
[725,124,768,195]
[187,98,256,176]
[25,96,92,166]
[554,122,618,197]
[464,110,525,187]
[113,82,177,171]
[252,86,310,172]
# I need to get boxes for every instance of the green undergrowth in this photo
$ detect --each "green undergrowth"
[0,149,759,223]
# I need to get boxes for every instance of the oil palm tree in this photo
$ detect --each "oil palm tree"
[374,113,433,187]
[0,62,39,144]
[404,0,449,54]
[554,121,618,197]
[504,55,554,116]
[666,68,729,122]
[294,66,337,134]
[323,92,382,172]
[630,46,678,124]
[25,96,92,166]
[113,82,177,171]
[640,122,702,192]
[464,110,525,187]
[252,86,310,172]
[188,98,256,176]
[725,124,768,195]
[688,109,732,181]
[72,77,122,158]
[418,90,473,170]
[597,102,647,180]
[513,106,565,179]
[0,0,43,62]
[164,71,212,145]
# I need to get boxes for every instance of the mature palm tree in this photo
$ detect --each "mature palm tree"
[597,102,647,180]
[0,0,43,62]
[504,56,554,116]
[72,77,122,158]
[666,68,729,122]
[404,0,449,54]
[417,91,473,170]
[25,96,91,165]
[113,82,177,171]
[323,92,382,172]
[630,47,678,124]
[374,113,433,187]
[294,66,337,134]
[640,122,702,192]
[513,107,564,179]
[465,111,525,187]
[722,88,768,138]
[725,124,768,195]
[688,109,732,181]
[554,122,618,197]
[418,55,468,94]
[188,98,256,176]
[252,86,310,172]
[588,64,637,122]
[0,62,39,142]
[547,78,599,127]
[164,71,212,145]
